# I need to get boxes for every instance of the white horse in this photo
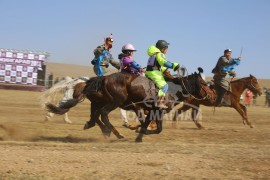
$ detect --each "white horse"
[39,76,90,123]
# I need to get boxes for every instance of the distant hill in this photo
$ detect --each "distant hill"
[47,62,270,88]
[47,62,118,79]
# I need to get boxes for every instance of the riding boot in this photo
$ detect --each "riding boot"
[216,87,227,106]
[156,96,168,109]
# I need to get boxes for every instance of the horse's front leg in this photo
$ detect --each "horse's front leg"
[172,104,192,129]
[135,113,152,143]
[144,110,164,134]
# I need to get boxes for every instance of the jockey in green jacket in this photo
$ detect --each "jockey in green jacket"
[145,40,180,108]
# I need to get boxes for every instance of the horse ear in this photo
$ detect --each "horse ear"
[250,74,254,78]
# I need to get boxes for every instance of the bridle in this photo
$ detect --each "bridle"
[177,68,211,101]
[246,77,260,95]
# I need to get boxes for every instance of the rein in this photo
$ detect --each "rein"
[177,67,209,101]
[249,78,258,92]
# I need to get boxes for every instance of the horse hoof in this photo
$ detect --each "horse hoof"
[171,123,177,129]
[65,120,72,124]
[83,122,95,130]
[117,134,125,139]
[135,138,142,143]
[250,125,255,128]
[198,126,205,130]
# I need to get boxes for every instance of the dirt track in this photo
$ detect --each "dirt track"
[0,90,270,179]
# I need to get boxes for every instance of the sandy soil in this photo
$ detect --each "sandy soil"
[0,89,270,180]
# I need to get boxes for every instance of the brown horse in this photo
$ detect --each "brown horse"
[172,75,263,129]
[46,71,214,142]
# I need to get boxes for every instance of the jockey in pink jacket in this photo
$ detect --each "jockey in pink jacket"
[119,44,143,75]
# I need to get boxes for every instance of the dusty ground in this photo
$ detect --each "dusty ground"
[0,89,270,180]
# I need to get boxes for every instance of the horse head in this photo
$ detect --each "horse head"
[173,68,215,102]
[245,74,263,96]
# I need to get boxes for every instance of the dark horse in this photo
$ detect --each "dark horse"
[46,70,214,142]
[172,75,263,129]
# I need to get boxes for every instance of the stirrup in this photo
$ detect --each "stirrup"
[156,103,168,109]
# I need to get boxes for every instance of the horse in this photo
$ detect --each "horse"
[39,76,89,123]
[172,74,263,129]
[46,69,214,142]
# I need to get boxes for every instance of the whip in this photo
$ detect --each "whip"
[239,47,243,58]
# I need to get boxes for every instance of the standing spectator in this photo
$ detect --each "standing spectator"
[252,94,257,106]
[266,88,270,107]
[263,87,270,107]
[240,94,244,103]
[245,89,253,107]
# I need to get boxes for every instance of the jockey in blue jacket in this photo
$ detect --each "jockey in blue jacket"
[91,34,120,76]
[212,48,241,106]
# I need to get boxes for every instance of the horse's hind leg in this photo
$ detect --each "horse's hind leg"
[84,103,112,137]
[84,104,99,130]
[234,103,254,128]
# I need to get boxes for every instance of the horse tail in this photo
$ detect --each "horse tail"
[39,76,74,109]
[46,98,81,115]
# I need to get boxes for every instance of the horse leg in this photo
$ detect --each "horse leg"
[95,117,113,138]
[191,104,204,129]
[63,113,72,124]
[83,103,113,138]
[240,103,254,128]
[135,113,152,143]
[84,104,99,130]
[100,103,124,139]
[44,112,54,122]
[125,109,144,131]
[172,104,192,128]
[233,103,254,128]
[120,109,129,127]
[144,110,164,134]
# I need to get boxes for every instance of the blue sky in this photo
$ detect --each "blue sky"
[1,0,270,78]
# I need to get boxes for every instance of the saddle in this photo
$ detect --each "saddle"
[209,80,231,106]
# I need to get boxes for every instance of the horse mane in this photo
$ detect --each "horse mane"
[231,76,251,84]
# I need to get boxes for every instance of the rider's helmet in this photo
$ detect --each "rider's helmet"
[105,33,113,42]
[156,40,170,50]
[224,48,232,54]
[122,43,136,53]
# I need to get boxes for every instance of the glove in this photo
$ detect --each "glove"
[118,53,124,60]
[229,71,236,77]
[173,63,180,71]
[163,70,174,79]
